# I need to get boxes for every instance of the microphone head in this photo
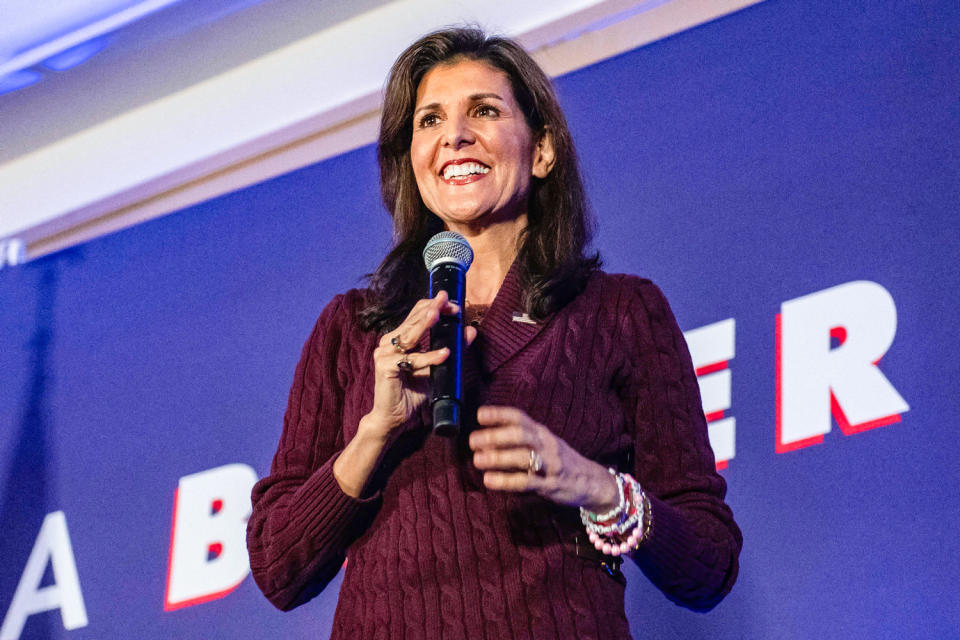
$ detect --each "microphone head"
[423,231,474,272]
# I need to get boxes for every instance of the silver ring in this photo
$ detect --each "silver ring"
[527,449,543,475]
[396,354,413,373]
[391,335,408,353]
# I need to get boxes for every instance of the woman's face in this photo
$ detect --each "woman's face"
[410,58,553,229]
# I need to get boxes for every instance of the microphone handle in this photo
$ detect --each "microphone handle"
[429,262,465,436]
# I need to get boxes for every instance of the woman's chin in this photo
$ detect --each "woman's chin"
[434,207,525,231]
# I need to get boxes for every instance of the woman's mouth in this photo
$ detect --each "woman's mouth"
[441,160,490,184]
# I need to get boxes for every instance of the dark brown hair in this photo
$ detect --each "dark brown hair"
[359,27,599,331]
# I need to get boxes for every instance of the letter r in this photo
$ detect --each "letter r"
[777,280,910,452]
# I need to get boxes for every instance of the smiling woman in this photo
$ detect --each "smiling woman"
[366,28,599,330]
[246,27,741,640]
[409,59,553,236]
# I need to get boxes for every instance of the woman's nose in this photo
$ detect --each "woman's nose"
[442,115,475,148]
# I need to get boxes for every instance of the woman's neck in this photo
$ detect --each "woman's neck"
[446,214,526,306]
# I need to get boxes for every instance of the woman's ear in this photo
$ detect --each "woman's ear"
[531,127,556,179]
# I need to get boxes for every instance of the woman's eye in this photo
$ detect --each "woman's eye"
[474,104,499,117]
[418,113,440,128]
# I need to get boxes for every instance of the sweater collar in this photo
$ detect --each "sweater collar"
[474,259,551,374]
[411,259,552,373]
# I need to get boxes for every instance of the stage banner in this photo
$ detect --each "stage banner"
[1,1,957,638]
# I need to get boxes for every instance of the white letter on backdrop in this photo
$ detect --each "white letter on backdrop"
[777,280,909,452]
[685,318,736,467]
[164,463,258,610]
[0,511,88,640]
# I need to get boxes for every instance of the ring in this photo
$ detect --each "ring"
[527,449,544,475]
[391,336,408,353]
[396,354,414,373]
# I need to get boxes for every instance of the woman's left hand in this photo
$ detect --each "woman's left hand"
[469,405,619,513]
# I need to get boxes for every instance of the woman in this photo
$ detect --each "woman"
[247,27,741,639]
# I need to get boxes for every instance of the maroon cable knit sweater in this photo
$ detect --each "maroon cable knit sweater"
[247,265,741,639]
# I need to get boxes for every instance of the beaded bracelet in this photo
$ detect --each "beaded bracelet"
[580,470,653,557]
[582,468,625,524]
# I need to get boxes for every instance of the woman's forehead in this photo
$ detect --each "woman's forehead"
[415,59,516,106]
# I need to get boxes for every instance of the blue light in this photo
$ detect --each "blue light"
[42,37,110,71]
[0,70,43,96]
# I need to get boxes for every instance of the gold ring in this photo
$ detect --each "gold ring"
[391,335,408,353]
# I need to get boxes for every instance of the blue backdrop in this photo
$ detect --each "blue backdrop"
[1,1,958,638]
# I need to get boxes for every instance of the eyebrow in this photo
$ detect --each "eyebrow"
[413,93,505,116]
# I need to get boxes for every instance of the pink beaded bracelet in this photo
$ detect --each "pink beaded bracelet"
[580,472,652,557]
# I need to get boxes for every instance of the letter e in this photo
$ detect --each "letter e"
[685,318,736,467]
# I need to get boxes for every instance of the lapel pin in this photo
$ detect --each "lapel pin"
[512,312,537,325]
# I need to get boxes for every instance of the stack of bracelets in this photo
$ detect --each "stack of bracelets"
[579,468,653,557]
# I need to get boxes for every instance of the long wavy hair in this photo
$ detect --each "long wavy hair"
[358,27,599,332]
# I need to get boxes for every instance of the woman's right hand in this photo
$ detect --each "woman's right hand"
[362,290,478,440]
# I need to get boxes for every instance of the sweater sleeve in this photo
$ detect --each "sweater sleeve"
[246,293,379,611]
[617,278,742,611]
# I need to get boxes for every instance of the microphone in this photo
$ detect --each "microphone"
[422,231,474,436]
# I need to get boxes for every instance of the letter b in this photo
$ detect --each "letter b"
[165,463,258,610]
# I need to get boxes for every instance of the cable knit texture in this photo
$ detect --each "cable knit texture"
[247,264,742,639]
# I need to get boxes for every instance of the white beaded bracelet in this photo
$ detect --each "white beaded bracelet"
[580,468,625,526]
[580,472,653,557]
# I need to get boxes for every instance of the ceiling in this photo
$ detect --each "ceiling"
[0,0,393,162]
